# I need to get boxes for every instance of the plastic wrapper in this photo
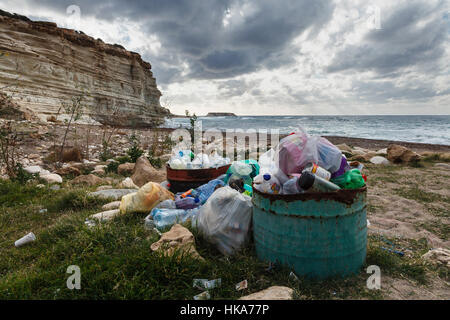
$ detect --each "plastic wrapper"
[195,186,253,255]
[119,182,174,214]
[274,129,342,175]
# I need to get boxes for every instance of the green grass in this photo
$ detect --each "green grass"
[0,179,441,299]
[394,184,450,204]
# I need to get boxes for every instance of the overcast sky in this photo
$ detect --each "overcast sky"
[1,0,449,115]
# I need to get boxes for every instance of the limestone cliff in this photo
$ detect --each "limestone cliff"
[0,10,170,127]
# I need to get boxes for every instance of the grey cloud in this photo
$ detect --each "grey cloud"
[20,0,335,83]
[327,1,449,75]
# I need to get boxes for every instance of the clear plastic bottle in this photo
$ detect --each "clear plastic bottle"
[254,173,281,194]
[175,196,200,210]
[152,208,200,230]
[282,177,304,194]
[302,163,331,181]
[297,171,340,192]
[195,179,225,204]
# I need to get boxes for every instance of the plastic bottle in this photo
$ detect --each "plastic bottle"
[253,173,281,194]
[155,199,177,209]
[297,171,340,192]
[302,163,331,180]
[330,169,365,190]
[175,196,200,210]
[181,189,193,198]
[282,177,304,195]
[195,179,225,204]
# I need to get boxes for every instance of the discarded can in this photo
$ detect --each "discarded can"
[235,280,248,291]
[193,278,222,290]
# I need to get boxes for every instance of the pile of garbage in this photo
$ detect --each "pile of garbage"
[168,149,231,169]
[104,128,367,257]
[253,129,367,195]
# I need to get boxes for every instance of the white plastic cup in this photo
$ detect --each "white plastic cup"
[15,232,36,247]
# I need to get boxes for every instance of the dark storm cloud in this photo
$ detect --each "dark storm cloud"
[327,0,449,75]
[22,0,335,83]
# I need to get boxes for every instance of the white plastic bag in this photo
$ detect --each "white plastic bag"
[195,186,252,255]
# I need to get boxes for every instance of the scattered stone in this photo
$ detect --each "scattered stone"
[422,248,450,267]
[61,147,83,162]
[50,184,60,191]
[239,286,293,300]
[348,155,367,162]
[46,115,57,122]
[24,165,42,174]
[370,156,390,165]
[92,168,105,176]
[101,201,121,211]
[336,143,353,153]
[434,163,450,170]
[150,224,203,260]
[118,162,135,176]
[118,177,139,189]
[131,156,166,187]
[89,188,137,200]
[40,173,62,184]
[71,174,106,186]
[387,144,421,163]
[90,209,121,222]
[36,184,45,189]
[96,185,113,191]
[55,166,81,176]
[376,148,388,155]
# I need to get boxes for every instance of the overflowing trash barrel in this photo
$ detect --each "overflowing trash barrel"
[252,187,367,279]
[166,164,230,193]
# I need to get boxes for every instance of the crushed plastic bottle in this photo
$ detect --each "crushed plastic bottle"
[253,173,281,194]
[175,196,200,210]
[150,207,200,230]
[302,163,331,180]
[195,179,225,204]
[282,177,304,194]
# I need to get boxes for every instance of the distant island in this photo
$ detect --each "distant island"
[205,112,237,117]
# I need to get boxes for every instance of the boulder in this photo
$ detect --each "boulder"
[376,148,388,155]
[150,224,203,260]
[24,165,42,174]
[387,144,421,163]
[239,286,293,300]
[131,156,166,187]
[370,156,390,165]
[92,168,105,176]
[40,173,63,184]
[71,174,105,186]
[118,162,135,176]
[61,147,83,162]
[55,166,81,176]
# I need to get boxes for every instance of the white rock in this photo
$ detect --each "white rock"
[90,209,121,222]
[40,173,63,184]
[94,165,107,170]
[370,156,390,165]
[101,201,121,211]
[24,165,42,174]
[39,169,51,176]
[119,177,139,189]
[434,163,450,170]
[376,148,388,155]
[239,286,293,300]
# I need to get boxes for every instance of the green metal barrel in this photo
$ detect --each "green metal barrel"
[252,187,367,279]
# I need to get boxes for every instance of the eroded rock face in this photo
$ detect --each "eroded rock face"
[387,144,421,163]
[0,10,170,127]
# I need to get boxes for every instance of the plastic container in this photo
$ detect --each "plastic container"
[330,156,350,179]
[330,169,366,190]
[252,186,367,279]
[195,179,225,204]
[253,173,281,194]
[176,196,200,210]
[151,208,200,230]
[302,163,331,180]
[298,171,340,192]
[282,177,304,195]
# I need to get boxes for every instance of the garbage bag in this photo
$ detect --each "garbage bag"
[195,186,252,255]
[120,182,174,214]
[274,128,342,175]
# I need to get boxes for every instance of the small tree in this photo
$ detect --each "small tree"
[59,92,87,160]
[0,121,18,178]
